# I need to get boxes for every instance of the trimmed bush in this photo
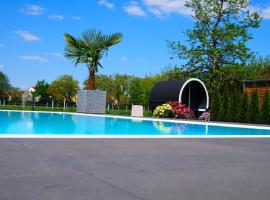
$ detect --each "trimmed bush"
[239,92,249,123]
[210,90,221,121]
[261,90,270,124]
[230,92,241,122]
[249,90,260,124]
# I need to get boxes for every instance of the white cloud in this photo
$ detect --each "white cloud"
[19,56,47,62]
[121,56,128,61]
[142,0,192,17]
[71,16,82,20]
[261,7,270,19]
[20,4,44,15]
[124,1,147,16]
[51,52,63,57]
[251,5,270,20]
[0,64,4,68]
[48,14,64,20]
[15,30,41,42]
[99,0,115,9]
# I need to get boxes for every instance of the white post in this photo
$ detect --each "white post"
[52,100,54,110]
[63,99,66,110]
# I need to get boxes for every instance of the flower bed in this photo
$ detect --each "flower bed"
[153,101,195,119]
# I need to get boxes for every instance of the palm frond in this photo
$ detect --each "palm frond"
[64,29,123,71]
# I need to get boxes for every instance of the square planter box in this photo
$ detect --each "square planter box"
[77,90,106,114]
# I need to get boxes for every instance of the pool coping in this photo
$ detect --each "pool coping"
[1,109,270,138]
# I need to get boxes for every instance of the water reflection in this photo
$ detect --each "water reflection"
[1,111,270,135]
[153,121,189,135]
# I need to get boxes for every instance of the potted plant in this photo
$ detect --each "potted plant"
[64,29,123,113]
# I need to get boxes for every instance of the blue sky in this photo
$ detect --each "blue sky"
[0,0,270,89]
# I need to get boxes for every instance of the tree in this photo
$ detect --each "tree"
[261,91,270,124]
[230,92,241,122]
[48,75,79,103]
[113,74,132,105]
[64,29,123,90]
[161,66,196,80]
[84,74,114,103]
[129,78,144,105]
[168,0,261,75]
[0,71,10,99]
[220,93,229,121]
[33,80,50,98]
[202,65,256,98]
[210,89,221,121]
[239,92,249,123]
[8,87,23,104]
[249,90,260,124]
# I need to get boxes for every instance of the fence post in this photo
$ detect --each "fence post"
[52,100,54,110]
[3,100,5,107]
[63,99,66,110]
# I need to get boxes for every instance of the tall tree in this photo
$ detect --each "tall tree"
[249,90,260,124]
[0,71,10,99]
[129,78,144,105]
[239,92,249,123]
[261,90,270,124]
[48,75,79,102]
[64,29,122,90]
[168,0,261,75]
[33,80,50,98]
[113,74,132,105]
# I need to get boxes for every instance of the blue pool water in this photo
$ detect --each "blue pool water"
[0,111,270,136]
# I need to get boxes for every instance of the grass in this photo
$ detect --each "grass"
[0,105,153,117]
[0,105,76,112]
[106,109,152,117]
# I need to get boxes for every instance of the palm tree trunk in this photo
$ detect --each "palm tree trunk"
[87,67,96,90]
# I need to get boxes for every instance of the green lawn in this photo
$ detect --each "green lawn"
[0,105,152,117]
[106,109,152,117]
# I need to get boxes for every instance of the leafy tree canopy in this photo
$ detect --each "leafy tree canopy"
[64,29,123,90]
[32,80,50,98]
[168,0,261,76]
[0,71,10,98]
[48,75,79,102]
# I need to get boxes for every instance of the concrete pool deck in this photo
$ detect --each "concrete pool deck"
[1,138,270,200]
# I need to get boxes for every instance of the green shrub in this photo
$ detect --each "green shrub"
[239,93,249,123]
[229,92,241,122]
[220,93,229,122]
[249,90,260,124]
[260,90,270,124]
[210,90,222,121]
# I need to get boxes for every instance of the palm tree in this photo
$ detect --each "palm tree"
[64,29,123,90]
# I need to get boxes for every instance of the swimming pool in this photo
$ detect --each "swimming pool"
[1,110,270,137]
